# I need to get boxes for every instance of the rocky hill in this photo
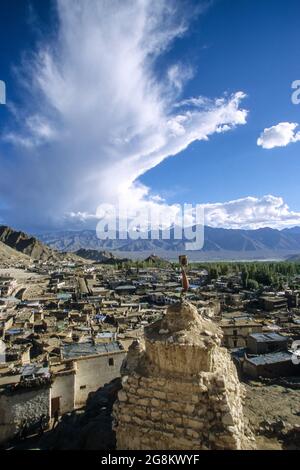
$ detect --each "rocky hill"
[0,226,57,261]
[144,254,171,266]
[0,241,31,267]
[75,249,128,264]
[0,225,85,263]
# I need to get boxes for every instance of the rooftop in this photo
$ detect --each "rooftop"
[246,351,293,365]
[248,332,287,343]
[20,364,50,378]
[62,341,123,359]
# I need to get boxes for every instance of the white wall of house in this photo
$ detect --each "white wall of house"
[0,350,126,444]
[74,351,125,407]
[51,371,75,415]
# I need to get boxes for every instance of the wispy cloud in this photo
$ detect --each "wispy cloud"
[167,63,194,92]
[0,0,247,230]
[257,122,300,149]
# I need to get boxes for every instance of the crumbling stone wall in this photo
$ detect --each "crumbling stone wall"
[0,385,50,444]
[114,302,254,450]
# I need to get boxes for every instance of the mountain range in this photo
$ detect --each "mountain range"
[2,224,300,264]
[36,226,300,261]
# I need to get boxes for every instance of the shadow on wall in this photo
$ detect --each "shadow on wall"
[38,378,121,450]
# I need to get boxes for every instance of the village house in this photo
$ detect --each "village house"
[221,317,263,349]
[259,296,288,312]
[246,332,288,355]
[0,340,126,445]
[243,351,299,379]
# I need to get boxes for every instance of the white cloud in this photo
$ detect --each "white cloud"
[203,195,300,229]
[167,63,194,92]
[257,122,300,149]
[0,0,248,230]
[67,194,300,231]
[5,115,58,148]
[5,2,298,233]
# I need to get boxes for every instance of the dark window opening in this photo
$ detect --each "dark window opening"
[109,357,114,366]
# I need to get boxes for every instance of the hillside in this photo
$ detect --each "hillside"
[0,226,85,263]
[0,241,31,267]
[0,226,57,261]
[75,249,128,264]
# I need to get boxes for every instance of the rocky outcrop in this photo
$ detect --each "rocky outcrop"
[75,249,128,264]
[113,301,255,450]
[0,226,57,261]
[143,254,170,266]
[0,226,84,263]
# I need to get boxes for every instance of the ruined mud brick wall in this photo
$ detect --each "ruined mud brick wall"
[0,384,50,444]
[113,301,254,450]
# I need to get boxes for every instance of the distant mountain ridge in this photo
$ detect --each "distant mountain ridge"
[36,226,300,259]
[286,254,300,262]
[2,224,300,262]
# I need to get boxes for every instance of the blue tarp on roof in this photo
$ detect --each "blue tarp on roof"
[7,328,23,335]
[231,348,247,358]
[20,364,50,378]
[57,293,72,300]
[95,314,106,322]
[96,332,115,339]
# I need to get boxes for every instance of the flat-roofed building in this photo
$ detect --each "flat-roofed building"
[247,332,288,355]
[221,317,263,349]
[260,296,288,312]
[243,351,300,378]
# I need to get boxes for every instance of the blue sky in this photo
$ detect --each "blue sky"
[1,0,300,232]
[141,0,300,205]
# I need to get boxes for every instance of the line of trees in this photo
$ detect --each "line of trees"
[191,261,300,289]
[112,258,300,289]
